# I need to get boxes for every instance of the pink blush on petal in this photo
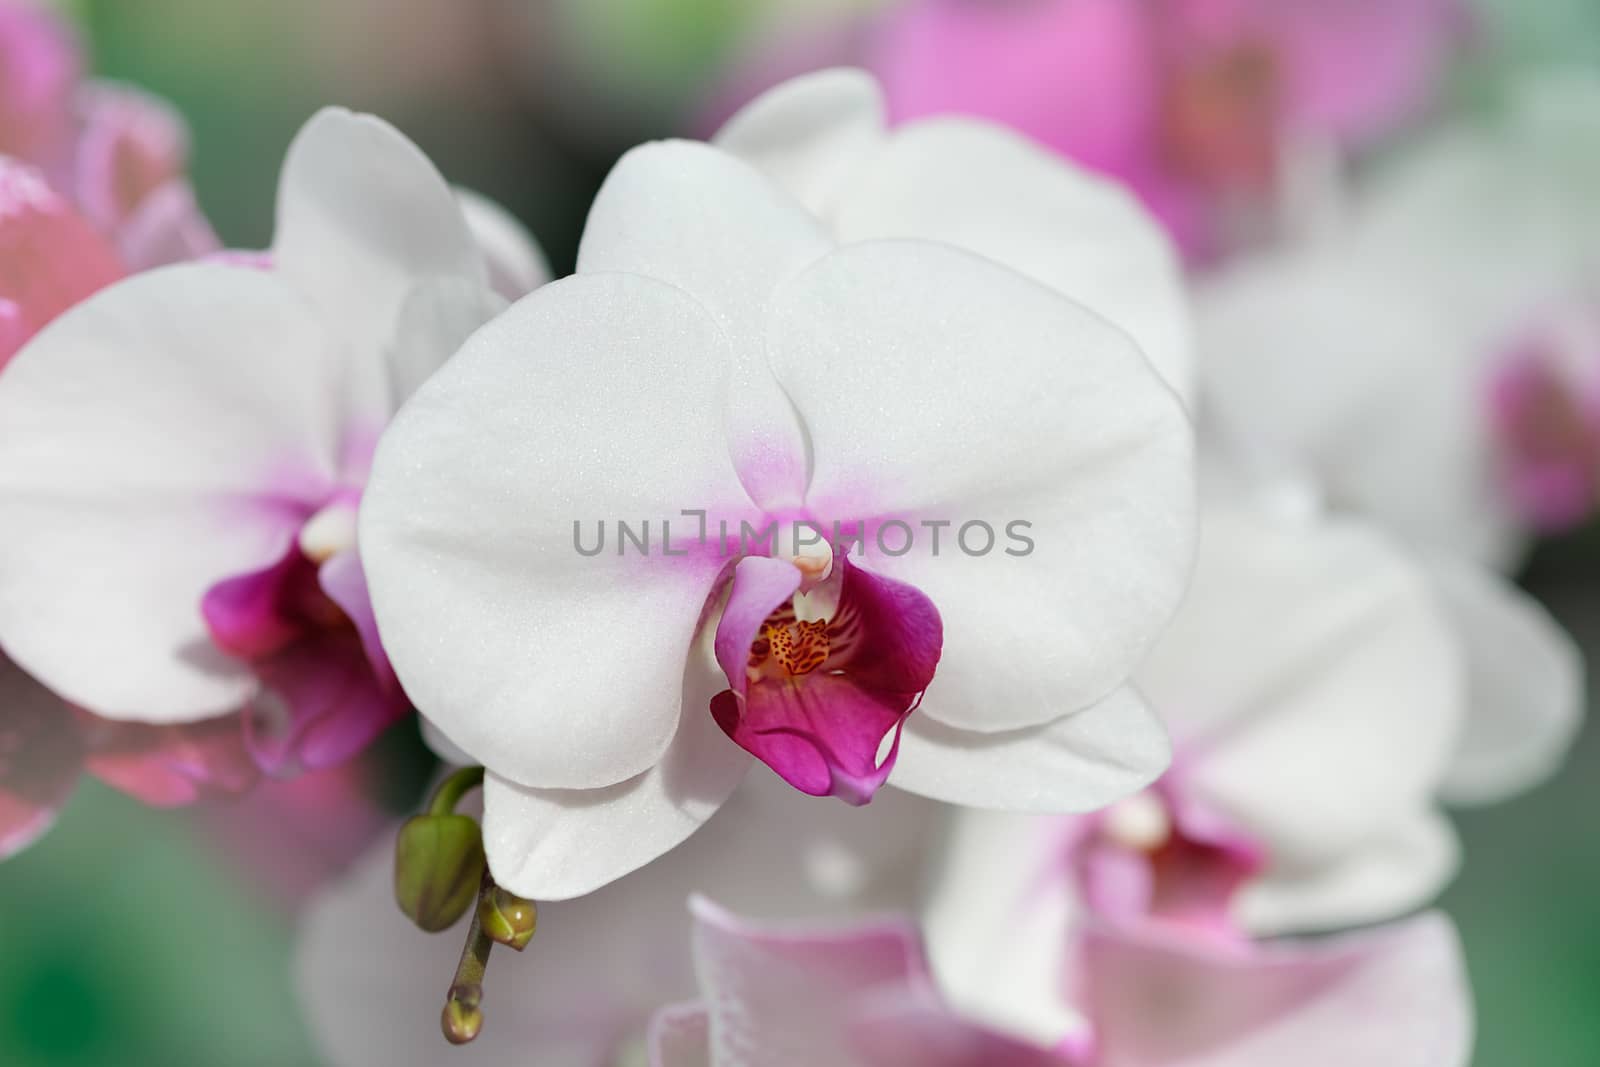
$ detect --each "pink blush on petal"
[77,708,258,807]
[73,83,191,235]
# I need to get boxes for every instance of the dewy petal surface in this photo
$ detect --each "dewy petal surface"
[576,139,830,510]
[890,687,1169,813]
[361,272,757,789]
[832,117,1193,404]
[273,107,485,418]
[713,67,888,216]
[0,265,345,720]
[1425,558,1584,806]
[770,240,1195,733]
[480,646,750,901]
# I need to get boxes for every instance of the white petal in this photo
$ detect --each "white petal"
[482,677,751,902]
[360,272,751,788]
[386,277,507,409]
[921,810,1087,1049]
[832,117,1194,405]
[576,140,830,509]
[1140,507,1464,870]
[454,186,553,300]
[1426,560,1584,806]
[0,266,343,720]
[418,716,475,767]
[713,67,887,216]
[1239,811,1461,937]
[770,241,1195,732]
[1197,233,1523,569]
[274,108,485,391]
[889,687,1170,813]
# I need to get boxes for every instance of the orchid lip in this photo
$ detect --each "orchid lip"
[710,549,943,805]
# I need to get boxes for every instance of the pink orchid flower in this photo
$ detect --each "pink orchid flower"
[0,156,124,366]
[0,0,218,268]
[359,74,1196,900]
[0,108,547,778]
[652,899,1471,1067]
[714,0,1468,262]
[0,654,257,860]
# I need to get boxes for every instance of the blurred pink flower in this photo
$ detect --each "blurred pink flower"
[872,0,1470,260]
[652,898,1471,1066]
[713,0,1468,261]
[0,654,257,860]
[0,157,125,366]
[0,0,217,269]
[1486,297,1600,534]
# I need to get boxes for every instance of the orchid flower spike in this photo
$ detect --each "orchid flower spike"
[0,107,549,777]
[359,69,1197,902]
[649,899,1472,1067]
[295,772,939,1066]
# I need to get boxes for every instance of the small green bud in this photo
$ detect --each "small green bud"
[441,984,483,1045]
[394,813,485,933]
[477,886,538,951]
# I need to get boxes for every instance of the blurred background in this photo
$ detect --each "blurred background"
[2,0,1598,1064]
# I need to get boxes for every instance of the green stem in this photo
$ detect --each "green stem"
[441,868,496,1045]
[427,765,485,818]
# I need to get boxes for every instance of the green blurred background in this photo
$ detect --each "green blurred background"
[3,1,1598,1064]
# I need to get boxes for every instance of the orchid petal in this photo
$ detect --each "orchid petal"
[649,1003,711,1067]
[833,118,1193,403]
[1239,810,1460,935]
[0,265,344,720]
[688,896,928,1067]
[0,159,125,367]
[713,67,887,216]
[274,107,485,421]
[361,272,754,788]
[115,179,221,270]
[889,687,1169,812]
[770,240,1194,733]
[73,82,192,237]
[1081,913,1473,1067]
[921,810,1088,1049]
[385,276,507,409]
[481,683,750,901]
[453,186,552,300]
[575,139,828,509]
[1140,509,1462,876]
[1427,559,1584,806]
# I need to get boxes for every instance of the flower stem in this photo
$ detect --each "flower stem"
[427,765,485,818]
[441,868,495,1045]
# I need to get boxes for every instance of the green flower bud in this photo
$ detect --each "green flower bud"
[441,984,483,1045]
[393,813,485,933]
[477,886,538,951]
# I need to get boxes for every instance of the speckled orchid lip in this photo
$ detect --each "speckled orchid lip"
[710,543,943,804]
